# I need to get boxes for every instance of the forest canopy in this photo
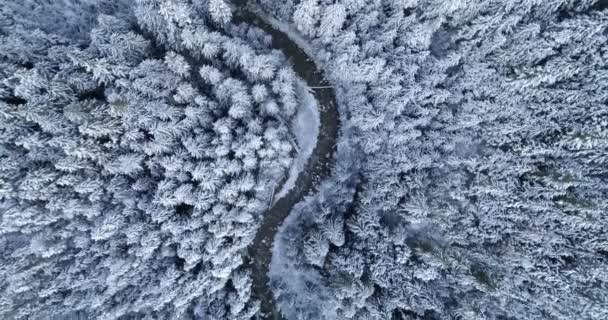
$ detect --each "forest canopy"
[1,0,608,320]
[1,0,301,318]
[262,0,608,319]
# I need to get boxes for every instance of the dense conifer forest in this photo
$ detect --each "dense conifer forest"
[1,1,607,319]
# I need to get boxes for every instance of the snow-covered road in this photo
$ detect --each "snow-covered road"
[273,80,320,203]
[234,2,340,319]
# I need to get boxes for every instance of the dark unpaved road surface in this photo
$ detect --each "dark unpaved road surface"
[234,3,339,320]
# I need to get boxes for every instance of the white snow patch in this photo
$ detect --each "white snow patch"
[273,80,319,203]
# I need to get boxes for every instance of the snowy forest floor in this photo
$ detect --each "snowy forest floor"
[234,2,340,320]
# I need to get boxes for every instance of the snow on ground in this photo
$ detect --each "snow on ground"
[273,80,320,203]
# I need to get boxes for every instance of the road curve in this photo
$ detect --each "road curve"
[234,3,339,320]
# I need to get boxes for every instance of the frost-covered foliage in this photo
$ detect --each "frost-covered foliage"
[262,0,608,319]
[3,0,608,318]
[0,0,132,40]
[0,0,302,318]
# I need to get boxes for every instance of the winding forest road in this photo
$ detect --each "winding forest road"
[234,3,339,320]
